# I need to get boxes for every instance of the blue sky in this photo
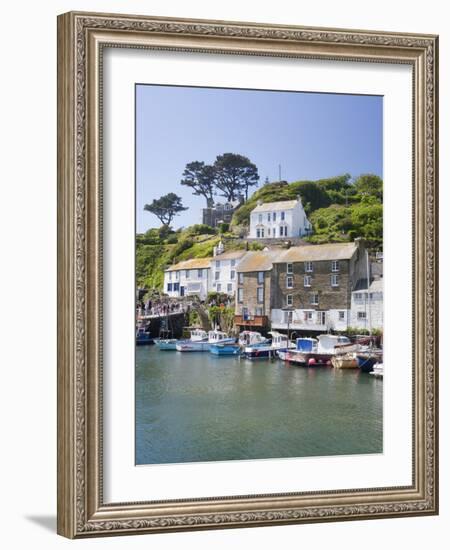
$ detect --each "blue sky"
[136,84,382,232]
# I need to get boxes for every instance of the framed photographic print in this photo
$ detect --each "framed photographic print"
[57,11,439,538]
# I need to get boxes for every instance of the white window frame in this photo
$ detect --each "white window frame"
[331,260,339,272]
[256,229,261,238]
[238,272,244,284]
[304,275,312,287]
[357,311,367,320]
[215,271,220,281]
[287,263,293,274]
[215,260,220,268]
[310,292,319,305]
[257,271,264,284]
[281,211,285,221]
[331,274,339,287]
[286,276,294,289]
[238,288,243,303]
[227,283,232,293]
[339,311,346,321]
[257,287,264,304]
[185,270,190,279]
[197,269,203,278]
[216,283,221,292]
[305,261,313,273]
[286,294,293,307]
[230,270,235,280]
[273,212,277,222]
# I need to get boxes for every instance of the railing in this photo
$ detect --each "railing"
[234,315,268,327]
[271,320,327,331]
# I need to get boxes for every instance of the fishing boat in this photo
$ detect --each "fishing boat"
[285,335,351,366]
[331,353,359,369]
[135,326,154,346]
[176,329,234,352]
[277,337,317,361]
[156,339,178,350]
[243,331,294,360]
[238,331,268,347]
[370,362,384,378]
[357,350,383,372]
[210,342,241,356]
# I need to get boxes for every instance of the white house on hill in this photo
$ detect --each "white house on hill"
[249,197,312,239]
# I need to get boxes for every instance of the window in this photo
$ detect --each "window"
[169,272,172,281]
[238,273,244,284]
[331,274,339,287]
[281,211,285,221]
[354,292,363,301]
[317,311,326,325]
[227,283,232,293]
[304,275,312,287]
[167,283,173,291]
[217,284,221,292]
[305,261,313,273]
[215,271,220,280]
[257,271,264,284]
[230,270,235,280]
[286,276,293,289]
[305,311,313,321]
[331,260,339,272]
[258,214,262,223]
[358,311,367,320]
[173,282,180,291]
[268,228,271,236]
[261,229,265,238]
[255,307,263,316]
[242,307,249,319]
[268,213,271,222]
[256,229,261,238]
[257,287,264,303]
[273,212,277,222]
[286,294,293,306]
[198,269,203,278]
[185,270,190,279]
[175,271,179,281]
[287,263,293,274]
[310,292,319,305]
[339,311,346,321]
[238,288,243,303]
[215,260,220,268]
[231,259,236,267]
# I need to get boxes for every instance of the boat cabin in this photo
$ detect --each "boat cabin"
[190,329,208,341]
[208,330,229,343]
[238,331,266,346]
[296,337,318,352]
[317,334,350,354]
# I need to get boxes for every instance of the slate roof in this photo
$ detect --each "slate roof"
[166,258,212,272]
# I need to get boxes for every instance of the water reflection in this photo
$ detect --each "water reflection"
[136,347,383,465]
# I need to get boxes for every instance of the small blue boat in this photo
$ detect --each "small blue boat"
[136,327,154,346]
[156,339,178,350]
[210,343,241,356]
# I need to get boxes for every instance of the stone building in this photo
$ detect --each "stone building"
[249,198,312,239]
[234,250,279,332]
[202,198,242,228]
[163,258,211,301]
[270,240,367,332]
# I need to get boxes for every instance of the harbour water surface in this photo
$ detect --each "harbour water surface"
[136,345,383,465]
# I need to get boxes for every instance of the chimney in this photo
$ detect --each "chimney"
[257,199,263,206]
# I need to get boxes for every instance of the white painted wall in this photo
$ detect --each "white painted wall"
[163,268,210,300]
[249,201,311,238]
[210,257,239,295]
[271,308,349,331]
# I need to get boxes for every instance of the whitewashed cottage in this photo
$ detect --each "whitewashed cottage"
[249,197,312,239]
[163,258,211,300]
[210,242,247,296]
[350,279,383,330]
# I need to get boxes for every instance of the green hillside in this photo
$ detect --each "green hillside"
[136,174,383,290]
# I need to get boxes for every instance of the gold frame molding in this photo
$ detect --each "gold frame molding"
[57,11,439,538]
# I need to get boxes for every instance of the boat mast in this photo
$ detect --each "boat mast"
[366,250,372,336]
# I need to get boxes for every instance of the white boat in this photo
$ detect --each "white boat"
[176,328,233,352]
[238,331,268,347]
[285,334,350,366]
[244,331,294,360]
[370,362,384,378]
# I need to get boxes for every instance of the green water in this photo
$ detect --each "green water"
[136,346,383,465]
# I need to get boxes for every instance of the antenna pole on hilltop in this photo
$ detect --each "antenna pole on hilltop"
[278,164,282,182]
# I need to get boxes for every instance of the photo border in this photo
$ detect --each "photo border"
[57,11,438,538]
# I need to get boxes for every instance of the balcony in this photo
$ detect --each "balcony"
[271,320,327,332]
[235,315,268,328]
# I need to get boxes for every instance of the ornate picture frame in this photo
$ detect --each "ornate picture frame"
[57,11,438,538]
